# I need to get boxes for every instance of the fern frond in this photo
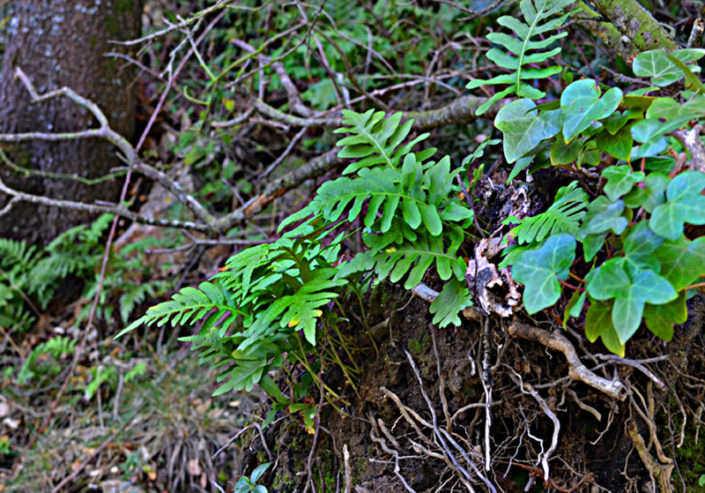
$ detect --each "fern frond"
[0,239,39,271]
[30,253,90,306]
[335,109,433,174]
[116,281,243,338]
[467,0,574,114]
[507,181,588,245]
[429,278,474,328]
[118,280,170,323]
[280,154,473,238]
[364,225,467,289]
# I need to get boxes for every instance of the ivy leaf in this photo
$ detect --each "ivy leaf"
[623,172,667,212]
[429,279,474,328]
[595,125,633,161]
[631,119,669,158]
[581,196,628,236]
[632,48,705,86]
[643,291,687,341]
[494,99,562,163]
[561,79,622,142]
[623,221,663,273]
[603,109,641,134]
[666,54,705,93]
[582,233,606,262]
[563,290,586,327]
[550,137,584,165]
[601,166,645,201]
[587,258,677,343]
[585,301,625,356]
[650,171,705,240]
[512,234,576,314]
[646,97,705,125]
[654,236,705,290]
[507,155,534,183]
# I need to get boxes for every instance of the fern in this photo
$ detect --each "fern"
[0,239,39,271]
[505,181,587,245]
[335,109,434,174]
[18,335,76,384]
[123,109,478,401]
[117,280,242,338]
[467,0,574,114]
[430,279,474,328]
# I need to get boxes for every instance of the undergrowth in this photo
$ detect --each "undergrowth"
[122,2,705,409]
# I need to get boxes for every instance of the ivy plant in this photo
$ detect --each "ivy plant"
[496,50,705,355]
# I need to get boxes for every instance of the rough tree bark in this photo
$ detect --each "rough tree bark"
[0,0,142,243]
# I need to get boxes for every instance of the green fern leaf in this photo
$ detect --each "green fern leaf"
[0,239,39,271]
[116,280,243,338]
[335,109,431,174]
[429,278,474,328]
[507,181,588,245]
[365,226,467,289]
[467,0,574,114]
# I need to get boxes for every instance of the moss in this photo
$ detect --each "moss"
[407,332,429,354]
[669,405,705,488]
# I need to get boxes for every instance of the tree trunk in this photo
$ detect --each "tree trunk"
[0,0,142,244]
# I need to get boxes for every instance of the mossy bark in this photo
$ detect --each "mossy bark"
[589,0,678,52]
[0,0,142,243]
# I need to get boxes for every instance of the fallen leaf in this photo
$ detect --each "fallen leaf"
[186,458,202,476]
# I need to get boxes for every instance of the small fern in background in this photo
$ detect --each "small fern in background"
[0,214,172,332]
[467,0,575,114]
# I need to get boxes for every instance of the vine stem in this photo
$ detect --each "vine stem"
[559,278,585,292]
[683,282,705,291]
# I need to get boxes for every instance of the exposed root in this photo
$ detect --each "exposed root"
[627,421,674,493]
[507,322,628,401]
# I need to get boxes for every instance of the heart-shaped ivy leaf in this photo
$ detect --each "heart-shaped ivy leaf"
[650,171,705,240]
[561,79,622,142]
[581,196,628,236]
[623,221,663,273]
[495,99,562,163]
[643,291,687,342]
[654,236,705,290]
[512,234,576,314]
[632,48,705,86]
[631,119,669,158]
[623,172,668,212]
[587,258,677,343]
[585,301,625,356]
[602,166,645,201]
[595,125,633,161]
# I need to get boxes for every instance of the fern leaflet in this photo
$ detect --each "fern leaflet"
[335,109,434,174]
[506,181,588,245]
[467,0,574,114]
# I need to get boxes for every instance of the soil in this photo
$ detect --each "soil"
[240,282,705,492]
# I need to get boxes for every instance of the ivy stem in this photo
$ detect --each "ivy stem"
[683,282,705,290]
[569,272,587,284]
[559,278,585,292]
